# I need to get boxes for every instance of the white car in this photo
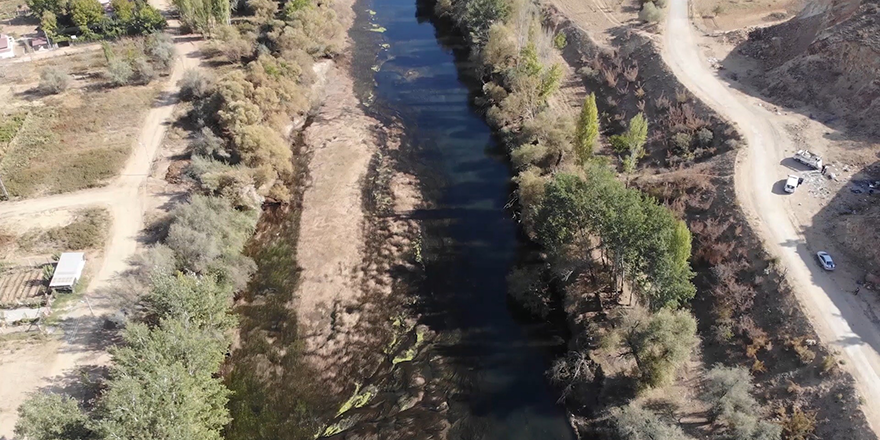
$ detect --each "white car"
[816,251,835,271]
[784,175,800,193]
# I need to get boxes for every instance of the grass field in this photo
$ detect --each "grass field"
[0,0,25,21]
[0,85,158,198]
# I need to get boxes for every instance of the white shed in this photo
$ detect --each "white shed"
[49,253,86,291]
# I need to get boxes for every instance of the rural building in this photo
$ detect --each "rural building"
[0,34,15,59]
[49,253,86,291]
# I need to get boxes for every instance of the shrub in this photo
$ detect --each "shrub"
[671,132,693,152]
[780,407,816,440]
[614,307,698,388]
[702,366,781,440]
[179,69,216,101]
[696,127,714,146]
[639,1,662,22]
[610,403,693,440]
[145,32,176,70]
[507,265,551,318]
[107,58,134,85]
[553,32,567,49]
[15,393,92,440]
[132,56,157,84]
[39,67,71,94]
[548,351,596,402]
[654,0,667,7]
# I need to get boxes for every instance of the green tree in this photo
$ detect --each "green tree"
[146,273,237,331]
[70,0,104,31]
[701,366,782,440]
[614,307,697,388]
[26,0,60,18]
[463,0,510,45]
[574,92,599,164]
[40,10,58,43]
[611,112,648,155]
[15,393,93,440]
[610,403,694,440]
[132,3,167,33]
[173,0,230,35]
[111,0,134,23]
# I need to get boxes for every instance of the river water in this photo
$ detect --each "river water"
[351,0,578,438]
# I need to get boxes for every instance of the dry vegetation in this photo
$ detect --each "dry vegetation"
[0,38,173,199]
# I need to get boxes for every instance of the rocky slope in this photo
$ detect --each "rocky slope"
[745,0,880,134]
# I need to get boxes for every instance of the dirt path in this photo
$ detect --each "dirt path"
[663,0,880,430]
[0,22,199,437]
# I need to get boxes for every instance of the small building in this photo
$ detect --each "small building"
[0,35,15,59]
[49,253,86,291]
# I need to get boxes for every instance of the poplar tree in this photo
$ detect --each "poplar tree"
[574,92,599,164]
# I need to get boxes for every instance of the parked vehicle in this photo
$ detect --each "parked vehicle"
[816,251,836,271]
[784,175,800,193]
[794,150,823,170]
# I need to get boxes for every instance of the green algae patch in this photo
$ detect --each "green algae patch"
[369,25,387,33]
[367,9,376,15]
[335,383,377,417]
[392,326,427,365]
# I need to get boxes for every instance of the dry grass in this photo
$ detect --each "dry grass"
[0,0,24,20]
[0,85,158,198]
[17,207,111,253]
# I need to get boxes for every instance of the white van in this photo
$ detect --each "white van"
[784,175,800,193]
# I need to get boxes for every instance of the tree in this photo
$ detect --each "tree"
[132,2,166,33]
[145,273,236,331]
[700,366,782,440]
[610,403,694,440]
[463,0,510,45]
[111,0,135,23]
[70,0,104,31]
[15,393,92,440]
[96,358,230,440]
[179,69,215,101]
[107,58,134,85]
[614,307,697,388]
[39,67,70,94]
[26,0,60,18]
[40,10,58,43]
[611,112,648,155]
[574,92,599,164]
[145,32,175,70]
[639,1,662,22]
[173,0,230,35]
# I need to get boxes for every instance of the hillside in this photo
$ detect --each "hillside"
[744,0,880,135]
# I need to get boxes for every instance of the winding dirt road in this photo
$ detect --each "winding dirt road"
[663,0,880,429]
[0,22,198,437]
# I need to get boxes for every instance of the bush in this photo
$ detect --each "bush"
[780,407,816,440]
[507,265,551,318]
[107,58,134,85]
[639,2,662,22]
[696,127,713,146]
[610,403,693,440]
[548,350,596,402]
[613,307,698,388]
[145,32,176,70]
[15,393,92,440]
[702,366,781,440]
[553,32,567,49]
[39,67,71,94]
[132,56,157,84]
[654,0,668,7]
[671,132,693,152]
[179,69,216,101]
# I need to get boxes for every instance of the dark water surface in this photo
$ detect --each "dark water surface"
[353,0,577,438]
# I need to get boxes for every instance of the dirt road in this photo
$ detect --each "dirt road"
[663,0,880,429]
[0,25,198,437]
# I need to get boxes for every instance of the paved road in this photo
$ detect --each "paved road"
[663,0,880,431]
[0,22,199,438]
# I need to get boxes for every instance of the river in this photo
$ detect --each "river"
[350,0,578,437]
